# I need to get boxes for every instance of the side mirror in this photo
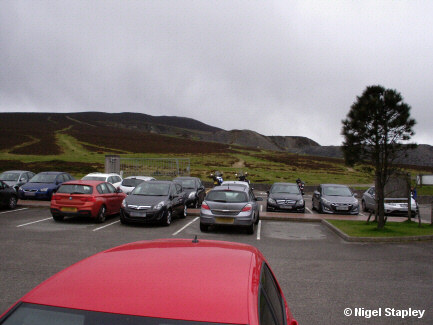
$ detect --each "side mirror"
[353,193,358,198]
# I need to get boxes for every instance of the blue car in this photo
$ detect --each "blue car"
[18,171,74,200]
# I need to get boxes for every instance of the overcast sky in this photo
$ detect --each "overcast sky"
[1,1,432,146]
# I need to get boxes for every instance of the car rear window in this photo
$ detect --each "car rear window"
[1,303,238,325]
[82,176,106,181]
[206,190,248,203]
[57,184,93,194]
[122,178,144,187]
[0,172,20,181]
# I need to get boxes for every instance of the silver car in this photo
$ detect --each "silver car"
[200,185,262,234]
[361,186,418,216]
[312,184,359,215]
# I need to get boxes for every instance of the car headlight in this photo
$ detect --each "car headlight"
[321,198,331,205]
[268,198,276,204]
[121,199,127,208]
[188,191,196,199]
[40,188,48,192]
[297,199,304,206]
[153,201,165,210]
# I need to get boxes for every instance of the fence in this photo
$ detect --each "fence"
[105,155,190,179]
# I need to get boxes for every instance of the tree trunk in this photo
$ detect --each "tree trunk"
[376,173,386,229]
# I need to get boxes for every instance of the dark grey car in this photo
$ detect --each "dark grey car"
[173,176,206,208]
[120,180,187,226]
[312,184,359,215]
[0,170,35,192]
[200,185,262,234]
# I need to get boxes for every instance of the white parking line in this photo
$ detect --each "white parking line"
[172,217,199,236]
[260,204,263,212]
[306,207,313,214]
[93,220,120,232]
[1,208,28,215]
[359,212,365,217]
[16,217,52,228]
[257,220,262,240]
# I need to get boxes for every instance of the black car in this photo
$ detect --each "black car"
[120,180,187,226]
[0,180,18,209]
[173,176,206,208]
[266,182,305,213]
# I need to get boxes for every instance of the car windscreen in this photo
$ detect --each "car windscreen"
[82,176,106,181]
[0,303,237,325]
[206,190,248,203]
[29,174,57,183]
[132,182,170,196]
[270,184,300,194]
[0,172,20,181]
[122,178,144,187]
[57,184,93,194]
[323,186,353,197]
[175,179,195,189]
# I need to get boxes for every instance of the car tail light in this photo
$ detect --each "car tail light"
[80,196,96,202]
[241,204,252,212]
[201,203,210,210]
[52,194,59,200]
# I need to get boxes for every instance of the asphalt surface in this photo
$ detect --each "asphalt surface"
[1,200,432,324]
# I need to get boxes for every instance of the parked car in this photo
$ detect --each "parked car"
[82,172,122,188]
[0,181,18,209]
[18,171,74,200]
[120,180,187,226]
[0,239,298,325]
[266,182,305,213]
[200,185,262,234]
[0,170,34,192]
[119,176,155,195]
[50,180,126,223]
[173,176,206,208]
[312,184,359,215]
[221,180,251,189]
[361,186,419,216]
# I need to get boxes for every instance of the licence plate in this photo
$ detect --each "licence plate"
[280,205,292,209]
[215,217,234,224]
[61,207,77,212]
[336,206,348,211]
[26,192,36,197]
[130,212,146,217]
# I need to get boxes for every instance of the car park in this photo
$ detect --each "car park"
[119,176,155,194]
[0,181,18,209]
[82,172,122,188]
[0,170,34,192]
[266,182,305,213]
[50,180,126,223]
[120,180,187,226]
[200,185,262,234]
[173,176,206,208]
[18,171,74,200]
[361,186,418,216]
[312,184,359,215]
[0,239,298,325]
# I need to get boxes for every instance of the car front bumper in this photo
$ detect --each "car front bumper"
[321,202,359,215]
[120,207,165,224]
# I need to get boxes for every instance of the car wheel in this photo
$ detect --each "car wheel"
[254,212,260,225]
[8,196,17,209]
[246,223,254,235]
[318,203,323,214]
[200,222,209,232]
[52,214,64,222]
[96,205,106,223]
[162,209,172,226]
[361,200,367,212]
[312,201,316,211]
[300,208,305,213]
[120,214,128,225]
[180,205,187,219]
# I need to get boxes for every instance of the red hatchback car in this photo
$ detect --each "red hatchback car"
[50,180,126,223]
[0,239,298,325]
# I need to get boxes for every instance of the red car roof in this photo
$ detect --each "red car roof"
[21,239,264,324]
[61,180,105,186]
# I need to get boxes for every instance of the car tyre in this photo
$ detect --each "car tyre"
[52,214,64,222]
[318,203,323,214]
[96,205,106,223]
[120,214,128,225]
[246,223,254,235]
[162,209,172,226]
[361,200,367,212]
[180,205,187,219]
[254,212,260,225]
[8,196,17,209]
[200,222,209,232]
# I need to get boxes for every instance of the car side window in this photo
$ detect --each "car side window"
[106,182,116,193]
[21,174,28,182]
[175,183,182,194]
[56,175,64,183]
[98,183,109,194]
[170,185,176,197]
[259,263,285,325]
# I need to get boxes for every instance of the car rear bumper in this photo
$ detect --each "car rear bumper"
[200,214,254,226]
[50,208,94,218]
